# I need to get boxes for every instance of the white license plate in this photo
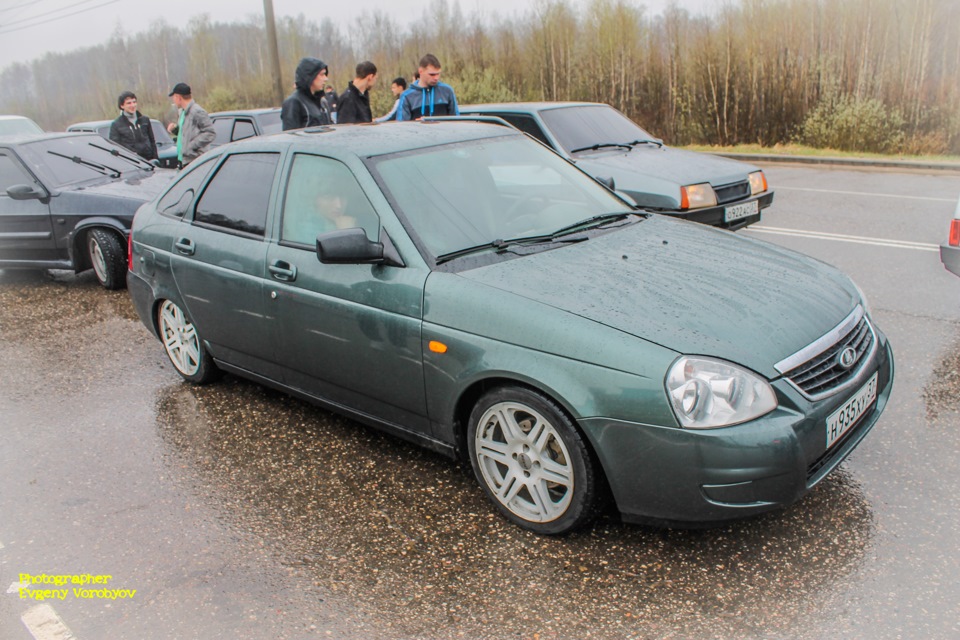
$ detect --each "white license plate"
[826,372,878,449]
[724,200,759,222]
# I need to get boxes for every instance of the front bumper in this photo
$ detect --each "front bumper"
[665,191,775,231]
[580,328,893,527]
[940,243,960,277]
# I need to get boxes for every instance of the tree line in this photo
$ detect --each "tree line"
[2,0,957,154]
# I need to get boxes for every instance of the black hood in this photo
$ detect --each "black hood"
[294,57,328,93]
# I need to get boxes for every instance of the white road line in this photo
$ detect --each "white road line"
[21,604,77,640]
[749,226,940,252]
[776,186,956,202]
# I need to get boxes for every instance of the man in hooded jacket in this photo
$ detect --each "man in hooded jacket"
[282,57,332,130]
[109,91,158,161]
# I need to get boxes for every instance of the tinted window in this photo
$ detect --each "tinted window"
[212,118,234,145]
[0,152,32,192]
[257,111,283,135]
[281,154,379,245]
[233,119,256,141]
[156,157,217,218]
[194,153,279,236]
[539,105,655,154]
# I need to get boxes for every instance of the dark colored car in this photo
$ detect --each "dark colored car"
[940,195,960,276]
[67,119,178,169]
[0,132,176,288]
[209,108,283,148]
[459,102,774,230]
[128,122,892,534]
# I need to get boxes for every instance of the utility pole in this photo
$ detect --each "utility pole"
[263,0,285,106]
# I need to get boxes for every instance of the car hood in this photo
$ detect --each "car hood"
[454,216,859,378]
[574,146,759,208]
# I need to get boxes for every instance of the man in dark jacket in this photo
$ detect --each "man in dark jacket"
[336,61,378,124]
[282,57,332,130]
[109,91,157,161]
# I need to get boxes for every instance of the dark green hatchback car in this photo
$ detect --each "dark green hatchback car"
[128,121,893,534]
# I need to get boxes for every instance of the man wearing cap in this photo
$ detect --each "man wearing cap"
[109,91,158,162]
[281,57,333,130]
[166,82,215,167]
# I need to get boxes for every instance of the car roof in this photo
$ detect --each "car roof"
[0,115,38,121]
[213,120,520,157]
[0,131,101,145]
[460,102,604,113]
[210,108,282,118]
[67,118,164,129]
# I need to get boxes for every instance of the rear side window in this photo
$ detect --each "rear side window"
[194,153,279,236]
[497,114,550,146]
[156,158,217,217]
[233,119,256,141]
[212,118,234,145]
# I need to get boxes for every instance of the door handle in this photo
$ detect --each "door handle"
[174,237,195,255]
[269,260,297,282]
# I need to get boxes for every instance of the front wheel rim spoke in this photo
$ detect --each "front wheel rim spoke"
[479,438,510,464]
[538,458,572,487]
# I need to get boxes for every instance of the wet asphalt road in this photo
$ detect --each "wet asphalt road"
[2,165,960,639]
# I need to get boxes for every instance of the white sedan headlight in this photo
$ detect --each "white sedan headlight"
[665,356,778,429]
[680,183,718,210]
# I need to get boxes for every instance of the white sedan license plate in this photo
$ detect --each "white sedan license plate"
[724,200,759,222]
[826,372,878,449]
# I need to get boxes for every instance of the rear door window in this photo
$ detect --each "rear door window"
[194,153,280,236]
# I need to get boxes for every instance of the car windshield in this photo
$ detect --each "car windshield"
[21,135,148,187]
[151,121,174,145]
[257,111,283,135]
[370,134,632,260]
[540,105,657,155]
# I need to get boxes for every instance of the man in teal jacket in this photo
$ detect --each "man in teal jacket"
[397,54,459,121]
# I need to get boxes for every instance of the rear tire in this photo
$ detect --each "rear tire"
[157,299,220,384]
[467,386,598,534]
[87,228,126,290]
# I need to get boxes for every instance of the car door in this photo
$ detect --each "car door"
[265,152,430,432]
[170,151,282,376]
[0,148,58,264]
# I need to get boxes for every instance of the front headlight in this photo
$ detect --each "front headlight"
[680,183,717,210]
[665,356,778,429]
[748,170,768,195]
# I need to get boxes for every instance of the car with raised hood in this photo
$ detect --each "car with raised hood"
[459,102,773,230]
[67,119,178,169]
[128,121,892,534]
[0,132,176,288]
[939,194,960,277]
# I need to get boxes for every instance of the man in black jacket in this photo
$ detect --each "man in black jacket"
[281,57,332,130]
[337,61,378,124]
[109,91,157,161]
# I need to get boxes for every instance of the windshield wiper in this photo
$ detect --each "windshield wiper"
[550,212,637,238]
[46,150,121,178]
[89,142,154,171]
[623,138,663,148]
[570,142,634,154]
[435,234,590,265]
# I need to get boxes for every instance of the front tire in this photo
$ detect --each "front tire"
[87,229,126,290]
[467,386,598,534]
[157,299,220,384]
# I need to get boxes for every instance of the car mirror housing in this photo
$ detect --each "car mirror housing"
[6,183,47,201]
[317,228,404,267]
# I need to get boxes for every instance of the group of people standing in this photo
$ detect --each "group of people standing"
[105,52,459,168]
[279,53,460,130]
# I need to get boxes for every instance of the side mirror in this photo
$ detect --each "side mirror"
[595,175,616,191]
[317,228,404,267]
[7,183,46,201]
